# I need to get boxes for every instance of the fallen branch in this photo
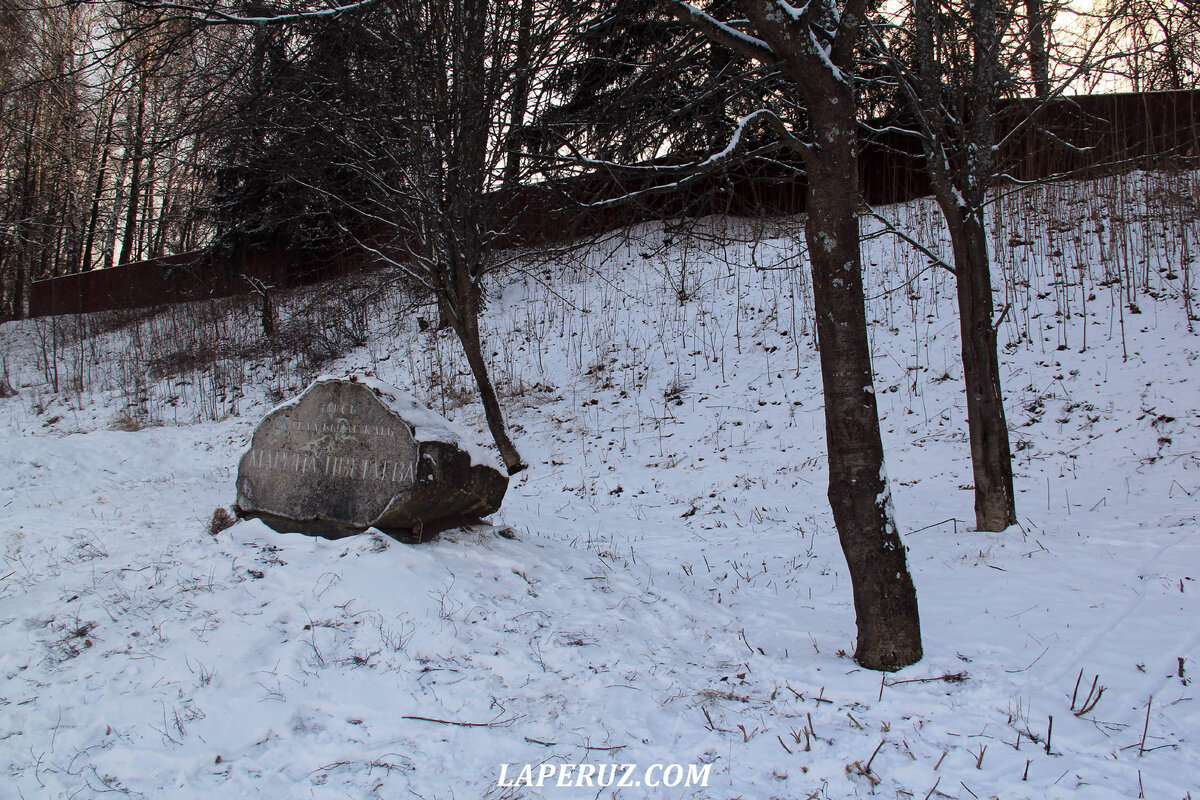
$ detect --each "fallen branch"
[884,672,967,688]
[522,736,628,752]
[401,715,517,728]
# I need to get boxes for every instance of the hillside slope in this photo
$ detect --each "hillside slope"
[1,172,1198,799]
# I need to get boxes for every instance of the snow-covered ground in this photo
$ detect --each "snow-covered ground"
[2,172,1197,799]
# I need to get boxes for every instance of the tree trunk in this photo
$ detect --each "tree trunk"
[138,151,156,259]
[453,307,527,476]
[81,99,117,272]
[501,0,534,190]
[118,148,142,264]
[1024,0,1050,98]
[441,0,526,476]
[12,257,27,320]
[911,0,1018,533]
[117,85,146,266]
[693,0,925,671]
[806,96,922,672]
[944,204,1018,531]
[261,290,276,339]
[12,99,41,319]
[102,165,126,270]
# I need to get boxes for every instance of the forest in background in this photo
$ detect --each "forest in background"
[1,0,1198,323]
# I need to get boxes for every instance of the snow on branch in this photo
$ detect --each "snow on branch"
[697,109,808,166]
[862,204,956,278]
[806,27,845,83]
[668,1,777,64]
[120,0,379,26]
[858,120,922,139]
[577,138,785,210]
[551,106,803,178]
[771,1,812,22]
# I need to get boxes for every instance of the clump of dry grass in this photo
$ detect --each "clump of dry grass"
[0,358,16,398]
[110,413,143,432]
[208,507,236,536]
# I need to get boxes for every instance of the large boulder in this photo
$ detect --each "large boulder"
[235,376,508,538]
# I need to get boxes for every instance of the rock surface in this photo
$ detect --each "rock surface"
[235,376,508,537]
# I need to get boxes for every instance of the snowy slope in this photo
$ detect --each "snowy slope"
[1,172,1197,799]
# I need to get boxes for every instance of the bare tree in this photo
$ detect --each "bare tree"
[1099,0,1199,91]
[0,0,234,319]
[668,0,922,672]
[373,0,537,475]
[207,0,580,475]
[1024,0,1051,97]
[0,2,92,316]
[865,0,1020,532]
[866,0,1130,532]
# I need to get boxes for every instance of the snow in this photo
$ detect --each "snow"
[674,1,775,59]
[153,0,377,26]
[772,1,813,24]
[2,172,1199,799]
[807,27,846,83]
[696,110,785,169]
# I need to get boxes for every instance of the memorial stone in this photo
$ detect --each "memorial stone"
[235,376,508,537]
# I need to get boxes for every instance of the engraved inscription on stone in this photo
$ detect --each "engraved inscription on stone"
[235,377,509,538]
[250,411,417,485]
[237,381,420,530]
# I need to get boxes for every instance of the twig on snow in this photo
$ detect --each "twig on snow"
[401,714,518,728]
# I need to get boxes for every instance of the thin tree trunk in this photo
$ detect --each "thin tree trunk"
[81,99,116,272]
[139,154,153,258]
[13,99,41,318]
[0,236,11,319]
[117,84,146,266]
[1024,0,1050,98]
[153,193,172,259]
[501,0,534,190]
[453,306,527,475]
[138,151,155,258]
[12,257,27,320]
[443,0,526,475]
[59,179,84,276]
[910,0,1018,532]
[102,162,126,270]
[117,153,141,264]
[944,205,1018,530]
